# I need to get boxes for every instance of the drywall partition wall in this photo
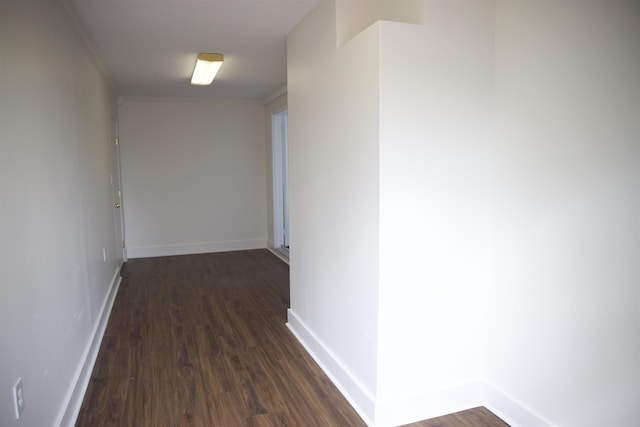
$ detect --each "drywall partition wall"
[376,2,495,425]
[287,0,381,422]
[290,1,640,426]
[0,0,121,426]
[487,2,640,426]
[118,99,268,258]
[335,0,424,45]
[289,1,498,425]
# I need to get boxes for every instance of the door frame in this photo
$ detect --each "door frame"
[110,114,127,262]
[272,109,289,253]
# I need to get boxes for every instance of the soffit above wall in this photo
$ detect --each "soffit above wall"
[336,0,424,46]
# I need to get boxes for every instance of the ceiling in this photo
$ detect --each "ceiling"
[70,0,320,100]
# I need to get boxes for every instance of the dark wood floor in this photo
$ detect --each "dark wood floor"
[76,249,508,427]
[400,407,509,427]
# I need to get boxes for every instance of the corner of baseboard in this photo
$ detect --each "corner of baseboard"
[483,382,553,427]
[267,248,289,264]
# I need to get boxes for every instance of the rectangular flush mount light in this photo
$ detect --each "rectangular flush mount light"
[190,53,224,85]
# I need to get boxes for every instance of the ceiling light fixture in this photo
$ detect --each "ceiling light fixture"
[190,53,224,86]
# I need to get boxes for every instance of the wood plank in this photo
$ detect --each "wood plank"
[400,406,510,427]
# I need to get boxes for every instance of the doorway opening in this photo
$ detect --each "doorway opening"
[272,109,289,258]
[110,115,127,262]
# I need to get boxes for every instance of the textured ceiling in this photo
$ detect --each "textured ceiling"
[71,0,320,100]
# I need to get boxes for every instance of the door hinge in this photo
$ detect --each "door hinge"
[122,240,125,248]
[115,137,119,146]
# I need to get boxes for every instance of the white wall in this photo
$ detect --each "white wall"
[288,0,639,426]
[0,1,121,426]
[118,99,268,258]
[287,0,381,421]
[486,2,640,426]
[288,1,494,424]
[376,2,495,425]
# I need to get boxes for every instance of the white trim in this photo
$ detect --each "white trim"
[286,309,375,426]
[55,267,122,427]
[272,109,289,250]
[110,115,127,265]
[127,238,267,258]
[484,382,553,427]
[272,111,283,248]
[267,248,290,265]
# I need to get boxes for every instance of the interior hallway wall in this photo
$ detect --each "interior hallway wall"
[287,0,640,426]
[376,1,494,424]
[0,0,121,425]
[287,0,382,420]
[486,2,640,425]
[118,99,268,258]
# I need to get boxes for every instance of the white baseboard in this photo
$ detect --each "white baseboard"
[126,238,267,258]
[286,309,552,427]
[55,267,122,427]
[286,310,487,427]
[267,248,289,265]
[286,309,376,425]
[484,382,552,427]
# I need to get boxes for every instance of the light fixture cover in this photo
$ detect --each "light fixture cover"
[191,53,224,85]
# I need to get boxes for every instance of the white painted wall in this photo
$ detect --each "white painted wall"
[0,1,121,426]
[288,1,493,424]
[376,2,495,425]
[288,0,639,426]
[287,0,381,421]
[118,99,268,258]
[486,2,640,426]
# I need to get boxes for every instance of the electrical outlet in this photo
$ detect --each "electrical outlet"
[13,377,24,419]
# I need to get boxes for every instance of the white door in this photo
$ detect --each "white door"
[110,116,127,262]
